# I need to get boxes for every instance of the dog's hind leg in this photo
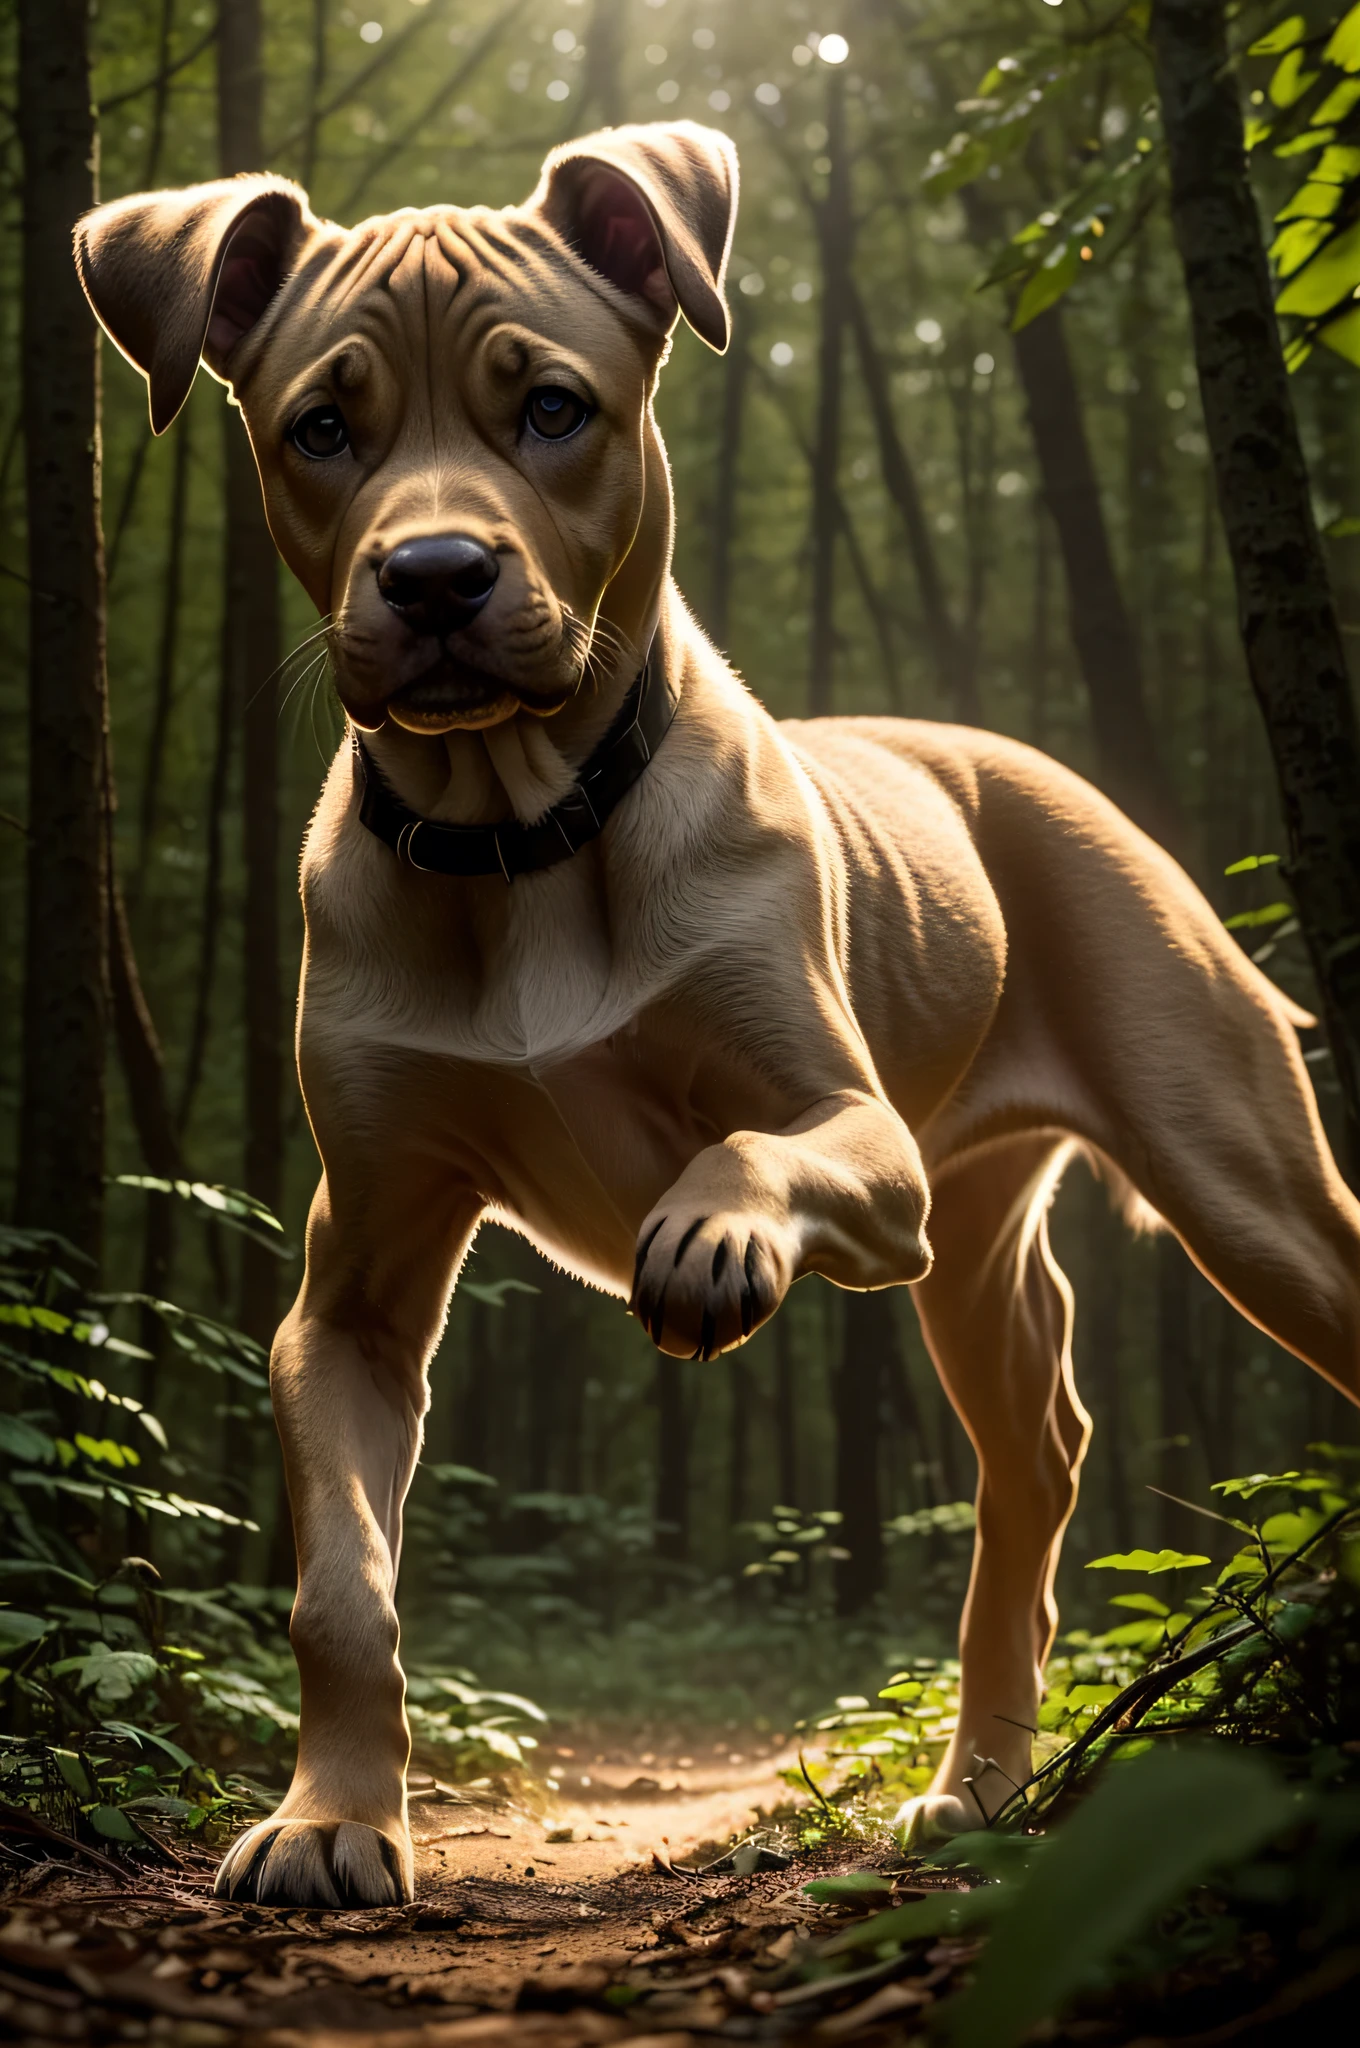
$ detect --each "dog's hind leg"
[214,1162,481,1909]
[1092,997,1360,1415]
[896,1133,1090,1847]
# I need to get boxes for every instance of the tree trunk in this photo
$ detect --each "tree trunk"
[1156,1235,1197,1549]
[707,325,748,650]
[219,0,284,1353]
[654,1359,690,1564]
[1010,305,1186,852]
[773,1310,799,1510]
[847,279,972,716]
[218,0,283,1578]
[1084,1187,1133,1551]
[1151,0,1360,1169]
[580,0,625,128]
[727,1356,750,1532]
[178,663,233,1136]
[808,67,849,717]
[135,418,192,898]
[1029,502,1053,750]
[300,0,329,190]
[833,1291,887,1616]
[15,0,108,1263]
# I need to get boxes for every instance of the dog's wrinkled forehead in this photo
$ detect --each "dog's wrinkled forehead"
[276,205,604,368]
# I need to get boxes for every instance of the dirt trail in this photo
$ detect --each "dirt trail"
[0,1730,971,2044]
[411,1730,805,1887]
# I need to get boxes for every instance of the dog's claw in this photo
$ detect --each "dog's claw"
[673,1216,706,1266]
[215,1817,411,1909]
[633,1215,666,1299]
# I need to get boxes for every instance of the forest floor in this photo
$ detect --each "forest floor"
[0,1726,974,2046]
[0,1729,1341,2046]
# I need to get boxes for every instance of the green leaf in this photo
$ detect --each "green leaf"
[89,1805,140,1843]
[821,1886,1001,1954]
[0,1414,58,1465]
[803,1870,894,1906]
[50,1749,97,1799]
[1224,853,1279,874]
[1085,1549,1210,1574]
[0,1609,51,1649]
[1250,14,1307,57]
[1318,305,1360,365]
[1223,901,1293,931]
[97,1721,196,1771]
[136,1411,169,1451]
[1011,242,1080,331]
[1314,76,1360,123]
[878,1681,924,1702]
[1107,1592,1170,1615]
[1276,219,1360,313]
[1324,4,1360,71]
[1271,216,1334,277]
[1212,1470,1329,1499]
[1277,127,1338,158]
[939,1748,1299,2048]
[49,1645,160,1706]
[1268,48,1319,109]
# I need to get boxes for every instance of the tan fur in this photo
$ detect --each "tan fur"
[76,125,1360,1905]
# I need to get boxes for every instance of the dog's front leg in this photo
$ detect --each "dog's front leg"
[631,1088,931,1357]
[215,1173,479,1908]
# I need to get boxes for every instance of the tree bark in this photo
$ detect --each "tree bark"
[848,279,971,715]
[834,1291,887,1616]
[727,1356,750,1532]
[1029,502,1054,750]
[1010,305,1186,852]
[300,0,329,190]
[15,0,108,1263]
[654,1358,691,1564]
[135,419,192,898]
[808,67,849,717]
[773,1311,799,1510]
[707,325,748,650]
[219,0,284,1353]
[580,0,625,128]
[178,662,232,1135]
[1151,0,1360,1170]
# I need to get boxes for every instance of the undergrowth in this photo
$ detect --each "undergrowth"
[794,1446,1360,2042]
[0,1211,546,1867]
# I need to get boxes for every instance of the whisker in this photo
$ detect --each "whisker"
[248,616,335,713]
[279,648,331,737]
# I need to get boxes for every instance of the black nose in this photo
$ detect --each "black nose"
[376,534,500,635]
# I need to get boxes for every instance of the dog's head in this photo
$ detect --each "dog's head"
[76,124,736,734]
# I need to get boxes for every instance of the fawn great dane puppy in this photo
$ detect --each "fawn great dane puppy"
[77,123,1360,1908]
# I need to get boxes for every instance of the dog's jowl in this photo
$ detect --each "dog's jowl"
[77,124,1360,1908]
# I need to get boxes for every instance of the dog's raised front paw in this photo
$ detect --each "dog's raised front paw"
[630,1206,788,1358]
[893,1793,974,1852]
[214,1816,412,1908]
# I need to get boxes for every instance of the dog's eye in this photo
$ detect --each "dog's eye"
[525,386,591,442]
[291,405,350,459]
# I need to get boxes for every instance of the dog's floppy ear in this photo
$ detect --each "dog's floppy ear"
[530,121,737,353]
[75,175,313,433]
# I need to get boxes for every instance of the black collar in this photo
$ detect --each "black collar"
[352,653,678,882]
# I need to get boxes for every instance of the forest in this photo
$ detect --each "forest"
[3,0,1360,2040]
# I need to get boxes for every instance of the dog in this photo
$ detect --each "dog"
[76,122,1360,1908]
